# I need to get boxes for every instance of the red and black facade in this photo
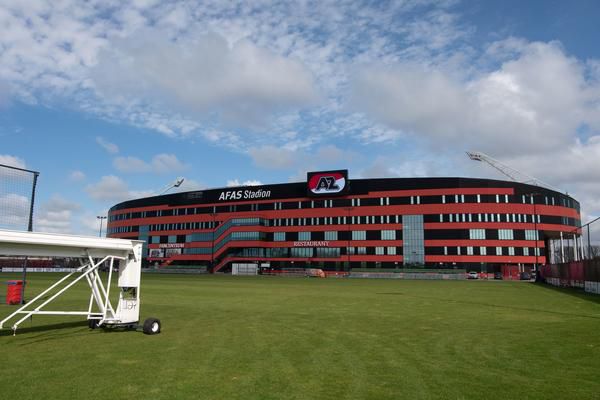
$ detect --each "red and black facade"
[107,171,581,272]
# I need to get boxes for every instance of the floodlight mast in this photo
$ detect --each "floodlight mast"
[158,177,185,195]
[466,151,564,193]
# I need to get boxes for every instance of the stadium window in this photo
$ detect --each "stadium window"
[442,195,446,204]
[274,232,286,241]
[525,230,538,240]
[469,229,486,240]
[387,247,396,255]
[375,247,384,255]
[496,246,503,255]
[439,214,443,222]
[508,247,515,256]
[523,247,529,256]
[298,232,311,241]
[457,246,461,255]
[477,194,481,203]
[496,194,500,203]
[498,229,514,240]
[480,246,486,255]
[352,231,366,240]
[505,194,509,203]
[357,247,367,255]
[467,246,474,255]
[443,246,448,255]
[455,194,459,203]
[325,231,338,241]
[381,230,396,240]
[461,194,465,203]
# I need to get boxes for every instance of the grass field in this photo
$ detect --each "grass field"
[1,273,600,400]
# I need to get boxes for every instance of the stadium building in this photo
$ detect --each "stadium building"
[107,170,581,273]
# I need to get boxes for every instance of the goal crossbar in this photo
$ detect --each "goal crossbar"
[0,229,144,335]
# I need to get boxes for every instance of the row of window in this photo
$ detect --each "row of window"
[190,246,542,259]
[107,212,580,235]
[440,246,541,256]
[148,228,541,246]
[109,193,579,222]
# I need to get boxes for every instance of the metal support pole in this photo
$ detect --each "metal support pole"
[20,171,39,305]
[560,232,565,263]
[533,200,538,272]
[588,224,591,260]
[210,212,217,273]
[97,216,107,237]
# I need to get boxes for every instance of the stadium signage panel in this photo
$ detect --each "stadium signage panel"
[307,170,349,196]
[218,189,272,201]
[158,243,185,248]
[293,241,330,247]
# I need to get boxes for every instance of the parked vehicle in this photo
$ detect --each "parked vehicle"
[467,271,479,279]
[493,272,503,280]
[520,272,531,280]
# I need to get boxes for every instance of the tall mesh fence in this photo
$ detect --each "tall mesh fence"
[548,216,600,263]
[0,164,39,231]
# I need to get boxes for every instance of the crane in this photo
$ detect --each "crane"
[466,151,564,193]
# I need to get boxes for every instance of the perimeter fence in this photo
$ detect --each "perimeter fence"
[540,259,600,295]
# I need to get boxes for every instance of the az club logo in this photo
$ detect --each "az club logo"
[308,172,347,195]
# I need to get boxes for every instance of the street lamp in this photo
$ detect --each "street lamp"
[525,193,541,273]
[210,212,217,272]
[96,215,107,237]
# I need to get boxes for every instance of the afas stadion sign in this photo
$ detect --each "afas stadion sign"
[307,170,349,197]
[213,169,350,202]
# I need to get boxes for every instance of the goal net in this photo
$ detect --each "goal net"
[0,163,38,231]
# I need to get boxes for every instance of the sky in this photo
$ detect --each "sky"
[1,0,599,237]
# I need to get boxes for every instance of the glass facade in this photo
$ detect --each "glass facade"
[402,215,424,266]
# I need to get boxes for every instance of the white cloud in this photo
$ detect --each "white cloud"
[247,146,297,170]
[85,175,153,202]
[92,31,320,129]
[247,144,357,172]
[113,153,188,174]
[0,154,26,169]
[226,179,262,187]
[96,136,119,154]
[0,193,30,230]
[349,40,600,156]
[69,170,86,182]
[34,195,81,234]
[113,156,151,173]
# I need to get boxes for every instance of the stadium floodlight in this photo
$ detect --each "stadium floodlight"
[0,230,161,336]
[158,177,185,195]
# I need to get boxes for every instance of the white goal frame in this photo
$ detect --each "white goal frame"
[0,229,144,335]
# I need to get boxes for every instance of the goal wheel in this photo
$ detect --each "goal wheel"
[143,317,161,335]
[88,319,100,329]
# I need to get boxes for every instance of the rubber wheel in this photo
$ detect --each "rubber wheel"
[143,317,161,335]
[88,319,100,329]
